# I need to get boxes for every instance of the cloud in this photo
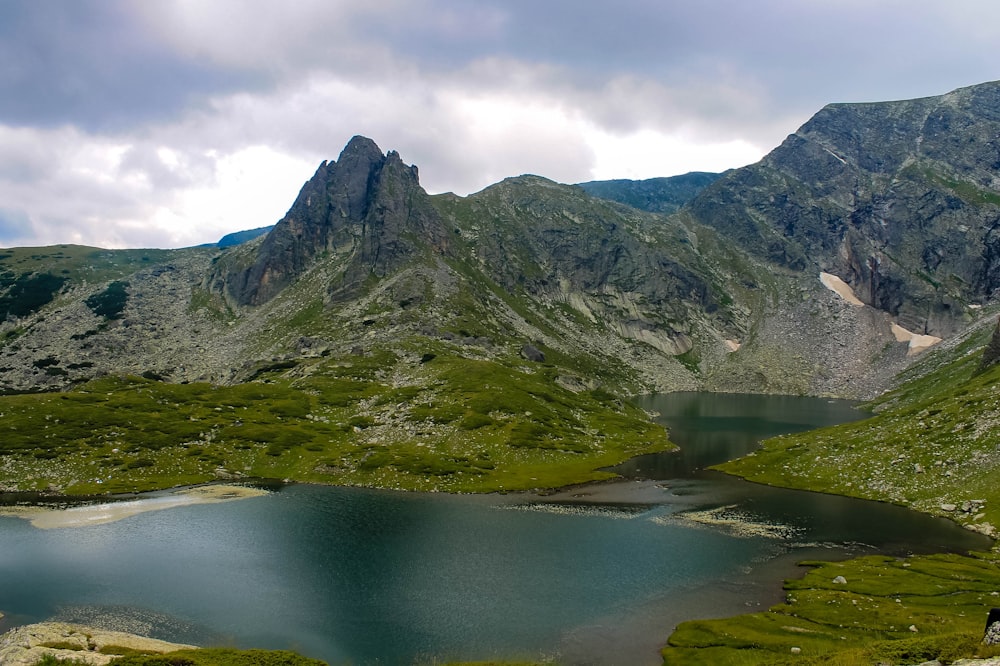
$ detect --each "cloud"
[2,0,1000,248]
[0,0,256,132]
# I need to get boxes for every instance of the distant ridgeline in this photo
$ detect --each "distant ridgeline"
[216,226,275,248]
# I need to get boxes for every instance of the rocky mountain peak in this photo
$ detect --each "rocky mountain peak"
[219,136,447,306]
[687,80,1000,337]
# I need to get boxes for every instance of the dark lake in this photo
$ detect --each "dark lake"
[0,393,990,665]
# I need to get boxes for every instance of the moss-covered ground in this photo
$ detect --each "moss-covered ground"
[663,552,1000,665]
[0,349,671,496]
[33,648,327,666]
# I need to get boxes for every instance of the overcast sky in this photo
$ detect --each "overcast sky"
[1,1,998,249]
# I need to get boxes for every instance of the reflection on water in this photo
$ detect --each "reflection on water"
[616,392,866,478]
[0,392,990,666]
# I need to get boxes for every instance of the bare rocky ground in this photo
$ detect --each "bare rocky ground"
[0,622,195,666]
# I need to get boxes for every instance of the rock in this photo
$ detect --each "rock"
[941,503,958,512]
[914,463,924,474]
[0,622,195,666]
[985,609,1000,645]
[832,575,847,584]
[978,317,1000,373]
[520,344,546,362]
[790,646,801,654]
[909,624,919,632]
[219,136,449,306]
[554,375,596,393]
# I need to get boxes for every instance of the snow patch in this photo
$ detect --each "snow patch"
[819,272,864,306]
[890,323,942,355]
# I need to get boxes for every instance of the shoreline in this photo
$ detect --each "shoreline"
[0,483,270,529]
[0,622,196,666]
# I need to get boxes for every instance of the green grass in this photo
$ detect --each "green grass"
[663,552,1000,665]
[100,648,327,666]
[0,349,672,495]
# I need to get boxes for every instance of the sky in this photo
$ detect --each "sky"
[1,1,998,249]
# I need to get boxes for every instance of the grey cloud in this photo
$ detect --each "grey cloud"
[0,1,259,132]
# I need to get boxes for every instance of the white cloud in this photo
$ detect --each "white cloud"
[585,129,764,181]
[145,146,315,246]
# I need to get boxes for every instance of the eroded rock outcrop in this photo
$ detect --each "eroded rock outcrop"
[0,622,195,666]
[220,136,449,306]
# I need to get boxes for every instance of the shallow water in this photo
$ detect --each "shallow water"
[0,393,990,665]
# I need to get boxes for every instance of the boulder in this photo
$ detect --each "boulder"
[520,344,545,362]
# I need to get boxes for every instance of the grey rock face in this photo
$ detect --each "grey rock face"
[520,344,545,362]
[687,81,1000,337]
[221,136,449,306]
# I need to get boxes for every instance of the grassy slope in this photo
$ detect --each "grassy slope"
[663,321,1000,664]
[0,351,670,496]
[664,552,1000,665]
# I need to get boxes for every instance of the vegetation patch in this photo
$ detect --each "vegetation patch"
[0,349,672,495]
[663,552,1000,665]
[0,272,67,320]
[85,280,130,319]
[96,648,328,666]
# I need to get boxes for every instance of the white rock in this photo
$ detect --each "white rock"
[0,622,195,666]
[909,624,919,632]
[832,575,847,584]
[790,646,802,654]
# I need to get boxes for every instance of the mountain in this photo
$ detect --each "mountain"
[576,171,720,213]
[1,82,1000,496]
[216,135,450,306]
[686,81,1000,338]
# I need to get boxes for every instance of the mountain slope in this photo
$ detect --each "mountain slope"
[687,81,1000,338]
[576,172,720,213]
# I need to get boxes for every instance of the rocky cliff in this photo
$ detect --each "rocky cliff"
[687,81,1000,337]
[219,136,449,306]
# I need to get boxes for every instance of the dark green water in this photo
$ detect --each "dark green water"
[0,393,990,665]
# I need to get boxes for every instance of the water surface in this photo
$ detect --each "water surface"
[0,393,989,665]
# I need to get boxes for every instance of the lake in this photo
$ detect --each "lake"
[0,393,990,665]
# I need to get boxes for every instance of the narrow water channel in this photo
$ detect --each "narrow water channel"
[0,393,989,665]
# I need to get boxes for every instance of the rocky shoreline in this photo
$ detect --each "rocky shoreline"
[0,621,195,666]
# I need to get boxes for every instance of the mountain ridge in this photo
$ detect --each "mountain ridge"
[0,81,998,494]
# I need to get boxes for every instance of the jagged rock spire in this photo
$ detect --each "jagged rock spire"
[222,136,447,306]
